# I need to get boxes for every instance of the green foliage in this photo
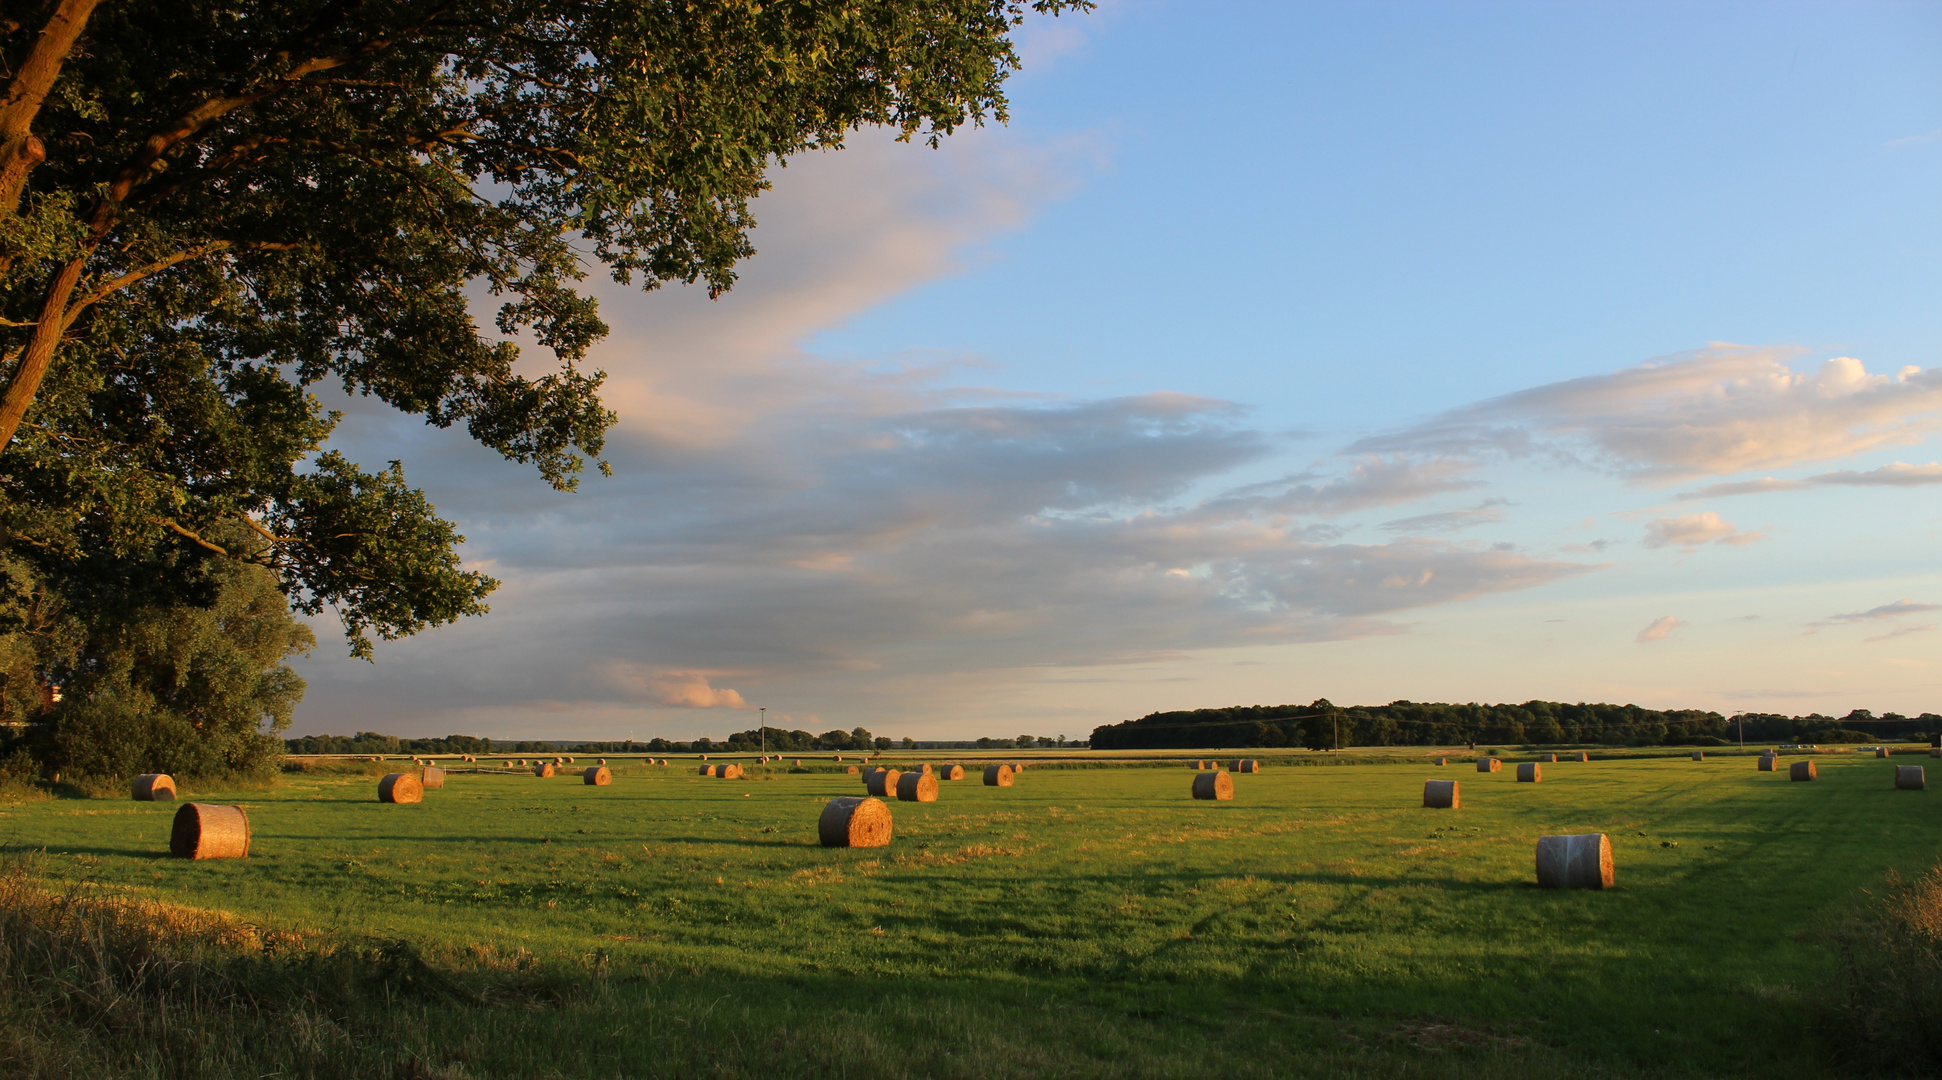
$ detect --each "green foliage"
[0,0,1087,657]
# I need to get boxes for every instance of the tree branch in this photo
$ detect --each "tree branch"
[0,0,102,219]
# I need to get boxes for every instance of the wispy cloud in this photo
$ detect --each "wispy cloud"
[1637,615,1684,643]
[1866,623,1935,644]
[1676,461,1942,499]
[1816,599,1942,625]
[1380,499,1508,534]
[1641,512,1763,551]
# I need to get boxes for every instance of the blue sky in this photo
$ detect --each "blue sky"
[291,2,1942,741]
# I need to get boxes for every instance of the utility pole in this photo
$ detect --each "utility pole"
[759,708,766,756]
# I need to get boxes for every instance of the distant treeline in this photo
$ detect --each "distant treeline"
[1089,700,1942,750]
[285,729,1078,756]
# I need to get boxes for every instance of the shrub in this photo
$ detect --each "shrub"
[1826,863,1942,1073]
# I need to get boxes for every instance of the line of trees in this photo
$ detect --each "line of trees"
[1090,700,1942,750]
[284,729,1083,756]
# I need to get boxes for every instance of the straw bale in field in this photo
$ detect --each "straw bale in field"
[1791,760,1817,781]
[1576,752,1590,762]
[1691,751,1705,761]
[1895,765,1925,791]
[865,768,902,796]
[1516,763,1542,783]
[1192,771,1233,801]
[1544,754,1558,763]
[918,763,932,775]
[941,764,965,780]
[1757,754,1777,772]
[378,772,423,803]
[897,771,938,802]
[131,773,176,801]
[983,764,1013,787]
[846,765,860,774]
[597,758,607,765]
[421,766,445,789]
[700,764,718,777]
[1232,759,1259,773]
[1423,779,1458,809]
[1013,762,1025,772]
[1876,747,1892,758]
[794,759,803,767]
[584,766,611,786]
[533,763,555,778]
[517,758,527,766]
[717,763,744,779]
[169,803,250,860]
[818,796,892,848]
[1477,757,1501,773]
[1535,833,1612,889]
[1434,757,1447,766]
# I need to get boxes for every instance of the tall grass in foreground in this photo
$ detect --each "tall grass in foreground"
[1829,863,1942,1074]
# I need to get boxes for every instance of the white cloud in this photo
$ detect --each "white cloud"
[1353,345,1942,482]
[1676,461,1942,499]
[1637,616,1684,643]
[1640,512,1763,551]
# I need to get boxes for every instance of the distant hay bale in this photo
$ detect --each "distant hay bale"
[517,758,527,766]
[1895,765,1926,791]
[1192,771,1233,801]
[1544,754,1558,763]
[818,796,893,848]
[503,760,513,768]
[1012,762,1025,772]
[1535,833,1613,889]
[584,766,611,786]
[1691,751,1705,761]
[597,758,607,765]
[919,763,933,775]
[794,759,803,767]
[1516,763,1542,783]
[1791,760,1817,781]
[1576,752,1590,762]
[1477,758,1502,773]
[1758,754,1778,772]
[169,803,250,860]
[846,765,860,774]
[701,754,709,761]
[983,764,1014,787]
[421,766,445,790]
[835,754,843,761]
[897,772,939,802]
[1877,747,1892,759]
[717,763,744,779]
[533,763,555,778]
[378,773,423,803]
[131,774,176,801]
[941,764,965,780]
[700,764,718,777]
[1232,759,1259,773]
[1434,757,1447,766]
[865,768,902,796]
[1423,779,1458,809]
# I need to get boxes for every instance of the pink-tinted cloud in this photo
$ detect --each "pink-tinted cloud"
[1637,616,1684,643]
[1641,512,1763,551]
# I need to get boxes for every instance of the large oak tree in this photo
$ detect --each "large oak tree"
[0,0,1083,663]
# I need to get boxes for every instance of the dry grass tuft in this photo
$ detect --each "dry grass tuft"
[1827,862,1942,1072]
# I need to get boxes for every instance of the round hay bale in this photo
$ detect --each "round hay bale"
[533,763,555,778]
[1423,779,1459,809]
[378,773,423,803]
[717,763,744,780]
[700,754,708,761]
[1434,757,1447,766]
[1516,763,1542,783]
[1230,759,1259,773]
[846,765,860,774]
[919,763,933,775]
[897,772,939,802]
[941,764,965,780]
[1535,833,1613,889]
[1012,762,1025,773]
[794,759,803,767]
[1576,751,1590,762]
[517,758,527,766]
[131,773,176,801]
[1790,760,1817,781]
[503,760,513,768]
[169,803,250,860]
[1876,747,1892,759]
[1476,757,1502,773]
[699,764,718,777]
[420,766,445,789]
[1192,771,1233,800]
[1691,751,1705,761]
[983,764,1014,787]
[1757,754,1778,772]
[584,766,611,786]
[1544,754,1558,763]
[597,758,607,766]
[865,768,903,796]
[1895,765,1925,791]
[818,796,893,848]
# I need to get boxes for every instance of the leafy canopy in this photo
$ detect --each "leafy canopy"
[0,0,1084,657]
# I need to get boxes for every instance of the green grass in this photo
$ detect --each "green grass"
[2,751,1936,1078]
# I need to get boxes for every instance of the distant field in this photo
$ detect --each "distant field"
[4,748,1937,1078]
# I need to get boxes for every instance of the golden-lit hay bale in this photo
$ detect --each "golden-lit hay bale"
[983,764,1013,787]
[1576,752,1590,762]
[533,763,555,778]
[865,768,903,796]
[1543,754,1558,763]
[1434,757,1447,766]
[818,796,893,848]
[516,758,527,766]
[1876,747,1892,759]
[597,758,607,766]
[1191,771,1233,801]
[131,774,176,801]
[1758,754,1778,772]
[717,763,744,780]
[1476,757,1502,773]
[1535,833,1613,890]
[1516,763,1542,783]
[897,771,939,802]
[1192,760,1205,769]
[420,766,445,790]
[834,754,844,761]
[941,764,965,780]
[378,773,423,803]
[584,766,611,786]
[169,803,250,860]
[846,765,860,774]
[1691,751,1705,761]
[1791,760,1817,781]
[794,759,803,767]
[700,754,709,761]
[1423,779,1458,809]
[503,760,513,768]
[918,763,933,775]
[1895,765,1926,791]
[699,764,718,777]
[1012,762,1025,773]
[1232,759,1259,773]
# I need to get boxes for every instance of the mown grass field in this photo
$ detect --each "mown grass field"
[3,749,1937,1079]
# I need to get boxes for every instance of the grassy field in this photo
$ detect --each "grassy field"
[2,748,1937,1078]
